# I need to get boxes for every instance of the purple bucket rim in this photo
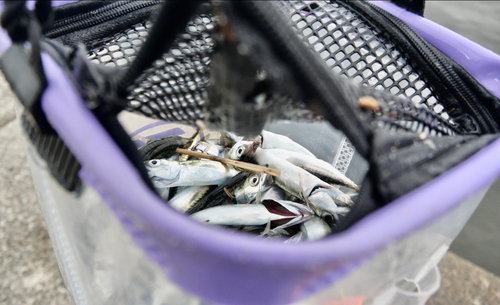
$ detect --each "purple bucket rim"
[36,51,500,267]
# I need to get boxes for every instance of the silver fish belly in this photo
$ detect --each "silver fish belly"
[191,204,282,226]
[300,217,332,241]
[169,185,212,213]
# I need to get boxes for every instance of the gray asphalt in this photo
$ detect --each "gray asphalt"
[0,74,73,304]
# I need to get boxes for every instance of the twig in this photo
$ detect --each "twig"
[175,148,281,177]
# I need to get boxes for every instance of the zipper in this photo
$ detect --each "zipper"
[339,0,499,135]
[45,1,161,38]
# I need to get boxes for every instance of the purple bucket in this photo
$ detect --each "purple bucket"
[4,2,500,304]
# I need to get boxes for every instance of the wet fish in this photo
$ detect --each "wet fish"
[252,148,353,206]
[266,148,359,191]
[145,159,240,188]
[191,200,313,230]
[187,171,273,214]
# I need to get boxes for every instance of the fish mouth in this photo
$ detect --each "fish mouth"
[263,199,297,218]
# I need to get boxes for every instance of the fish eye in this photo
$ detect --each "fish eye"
[321,212,336,226]
[249,175,259,186]
[237,147,245,156]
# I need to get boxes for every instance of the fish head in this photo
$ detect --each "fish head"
[144,159,181,187]
[234,173,274,204]
[228,139,260,161]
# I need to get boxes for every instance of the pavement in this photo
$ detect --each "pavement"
[0,72,499,305]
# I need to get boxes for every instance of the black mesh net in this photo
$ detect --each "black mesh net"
[84,1,457,135]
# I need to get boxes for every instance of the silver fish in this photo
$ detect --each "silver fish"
[300,217,332,241]
[307,188,350,220]
[265,148,359,191]
[191,200,313,230]
[252,148,353,207]
[260,130,315,157]
[145,159,240,188]
[186,171,273,215]
[168,185,212,213]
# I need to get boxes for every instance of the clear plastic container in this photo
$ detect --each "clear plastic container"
[22,109,490,304]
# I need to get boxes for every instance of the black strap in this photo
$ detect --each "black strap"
[229,2,373,159]
[34,0,53,30]
[1,1,29,42]
[1,0,50,132]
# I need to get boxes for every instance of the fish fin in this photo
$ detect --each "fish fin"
[261,219,271,236]
[256,173,262,204]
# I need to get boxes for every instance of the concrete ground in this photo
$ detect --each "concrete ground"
[0,74,499,305]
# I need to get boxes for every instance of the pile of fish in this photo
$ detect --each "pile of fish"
[141,130,359,242]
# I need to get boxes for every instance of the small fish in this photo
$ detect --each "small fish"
[251,148,352,208]
[145,159,240,188]
[191,200,313,230]
[260,130,315,157]
[300,217,332,241]
[187,171,273,214]
[265,148,359,191]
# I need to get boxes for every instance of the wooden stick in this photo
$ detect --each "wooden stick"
[175,148,281,177]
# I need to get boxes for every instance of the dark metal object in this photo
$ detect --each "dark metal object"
[391,0,425,16]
